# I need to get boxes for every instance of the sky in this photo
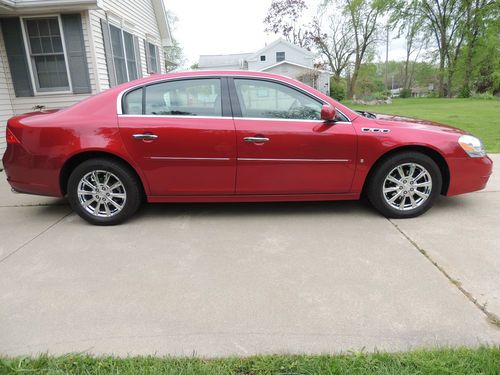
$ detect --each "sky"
[166,0,408,68]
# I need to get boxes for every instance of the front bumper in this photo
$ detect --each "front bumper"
[446,155,493,196]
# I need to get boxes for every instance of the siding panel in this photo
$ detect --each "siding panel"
[0,26,15,158]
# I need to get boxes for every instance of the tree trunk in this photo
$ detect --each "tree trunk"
[438,41,446,97]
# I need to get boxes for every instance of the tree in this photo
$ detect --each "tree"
[310,12,355,81]
[460,0,497,97]
[264,0,311,48]
[164,11,185,71]
[389,0,427,93]
[344,0,389,98]
[418,0,467,97]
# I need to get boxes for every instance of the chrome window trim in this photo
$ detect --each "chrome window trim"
[116,74,353,122]
[118,113,352,124]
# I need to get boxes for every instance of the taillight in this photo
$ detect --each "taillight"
[6,127,20,144]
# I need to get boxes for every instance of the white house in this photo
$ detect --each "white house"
[0,0,173,157]
[198,38,331,96]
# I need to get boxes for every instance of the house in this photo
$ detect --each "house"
[198,38,331,96]
[0,0,173,157]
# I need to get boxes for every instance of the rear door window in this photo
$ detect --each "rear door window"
[144,78,222,116]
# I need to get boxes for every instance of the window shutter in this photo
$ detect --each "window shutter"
[155,45,161,73]
[100,18,116,87]
[133,36,142,78]
[0,17,33,97]
[61,14,91,94]
[144,40,151,74]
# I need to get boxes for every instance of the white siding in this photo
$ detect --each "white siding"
[0,26,15,158]
[89,0,165,90]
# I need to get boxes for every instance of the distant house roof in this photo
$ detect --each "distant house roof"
[246,38,314,61]
[199,53,253,68]
[261,60,330,74]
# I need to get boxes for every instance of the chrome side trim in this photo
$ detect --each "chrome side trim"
[115,74,353,122]
[150,156,231,161]
[238,158,350,163]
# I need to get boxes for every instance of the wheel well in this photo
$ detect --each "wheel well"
[59,151,145,196]
[362,146,450,196]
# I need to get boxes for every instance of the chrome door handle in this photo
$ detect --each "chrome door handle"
[133,133,159,140]
[244,136,270,143]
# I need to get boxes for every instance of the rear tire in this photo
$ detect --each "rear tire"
[367,152,442,218]
[67,158,141,225]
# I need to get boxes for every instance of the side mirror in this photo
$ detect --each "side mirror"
[321,105,336,122]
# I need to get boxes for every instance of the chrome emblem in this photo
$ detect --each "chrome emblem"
[361,127,390,133]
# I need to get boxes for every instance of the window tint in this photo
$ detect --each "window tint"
[144,79,222,116]
[234,79,322,120]
[25,17,69,91]
[276,51,285,62]
[123,87,143,115]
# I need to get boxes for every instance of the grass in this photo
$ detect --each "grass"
[1,347,500,374]
[344,98,500,152]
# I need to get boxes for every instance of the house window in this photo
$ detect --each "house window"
[146,41,159,73]
[109,24,139,84]
[123,31,138,80]
[260,55,266,62]
[23,17,70,92]
[276,51,285,62]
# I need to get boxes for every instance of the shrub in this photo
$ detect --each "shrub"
[400,88,412,98]
[330,78,347,101]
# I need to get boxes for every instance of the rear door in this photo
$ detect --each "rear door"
[230,78,357,194]
[118,77,237,196]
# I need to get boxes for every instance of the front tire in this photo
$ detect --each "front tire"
[67,158,142,225]
[367,152,442,218]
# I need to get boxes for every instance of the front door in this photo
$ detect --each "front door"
[118,78,236,196]
[231,78,357,194]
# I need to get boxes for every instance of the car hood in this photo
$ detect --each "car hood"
[373,113,467,136]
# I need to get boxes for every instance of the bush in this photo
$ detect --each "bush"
[470,92,497,100]
[400,88,412,98]
[459,85,471,98]
[330,78,346,101]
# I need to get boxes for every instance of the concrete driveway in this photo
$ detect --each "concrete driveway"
[0,155,499,357]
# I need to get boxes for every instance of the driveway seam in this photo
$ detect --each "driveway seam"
[0,211,72,265]
[388,218,500,329]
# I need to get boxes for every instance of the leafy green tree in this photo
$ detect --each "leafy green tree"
[344,0,390,98]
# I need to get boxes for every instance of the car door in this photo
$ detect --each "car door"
[118,77,237,196]
[230,78,357,194]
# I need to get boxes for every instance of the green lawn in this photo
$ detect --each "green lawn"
[1,347,499,374]
[344,98,500,153]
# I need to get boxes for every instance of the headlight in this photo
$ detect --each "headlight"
[458,135,486,157]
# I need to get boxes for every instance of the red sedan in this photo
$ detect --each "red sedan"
[2,71,493,225]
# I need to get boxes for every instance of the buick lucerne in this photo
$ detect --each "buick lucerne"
[2,71,493,225]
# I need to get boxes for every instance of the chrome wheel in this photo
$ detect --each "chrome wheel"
[77,170,127,217]
[382,163,432,211]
